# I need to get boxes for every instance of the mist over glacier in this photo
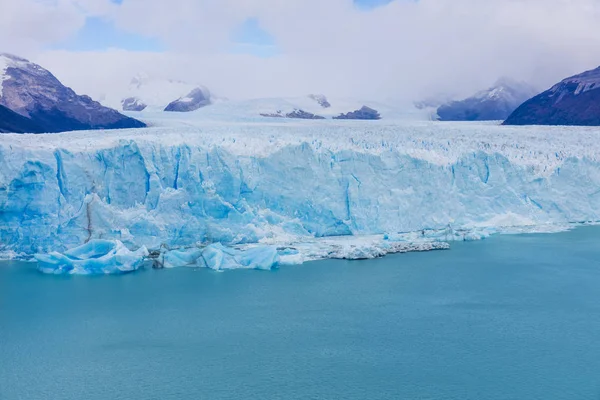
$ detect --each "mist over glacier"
[2,119,600,260]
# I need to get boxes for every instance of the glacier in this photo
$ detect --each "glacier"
[2,118,600,273]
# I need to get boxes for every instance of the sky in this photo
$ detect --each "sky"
[2,0,600,103]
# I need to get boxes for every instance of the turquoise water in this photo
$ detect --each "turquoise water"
[2,228,600,399]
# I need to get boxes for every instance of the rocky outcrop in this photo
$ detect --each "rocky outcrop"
[0,104,43,133]
[333,106,381,120]
[164,87,211,112]
[122,97,147,112]
[308,94,331,108]
[504,67,600,126]
[260,109,325,119]
[437,78,537,121]
[0,53,146,133]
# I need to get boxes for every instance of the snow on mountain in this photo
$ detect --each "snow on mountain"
[437,78,538,121]
[2,119,600,271]
[122,97,147,112]
[0,53,19,98]
[308,94,331,108]
[108,73,211,112]
[165,96,426,122]
[164,87,211,112]
[0,53,145,133]
[504,66,600,126]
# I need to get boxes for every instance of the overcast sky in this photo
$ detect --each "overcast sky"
[2,0,600,103]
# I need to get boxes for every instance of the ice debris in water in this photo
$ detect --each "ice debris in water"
[384,226,495,242]
[152,236,449,272]
[155,243,280,271]
[35,240,148,275]
[32,222,573,275]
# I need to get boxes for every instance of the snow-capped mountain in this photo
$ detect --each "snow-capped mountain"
[504,67,600,126]
[437,78,537,121]
[164,87,211,112]
[113,73,212,112]
[0,53,145,133]
[122,97,147,112]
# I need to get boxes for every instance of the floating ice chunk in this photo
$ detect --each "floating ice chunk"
[160,248,204,269]
[201,243,279,271]
[237,246,280,270]
[35,240,148,275]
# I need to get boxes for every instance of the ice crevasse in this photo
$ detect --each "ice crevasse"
[2,122,600,272]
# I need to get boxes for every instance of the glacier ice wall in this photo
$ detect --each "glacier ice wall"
[2,122,600,256]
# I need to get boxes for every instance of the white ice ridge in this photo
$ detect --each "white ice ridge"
[2,120,600,270]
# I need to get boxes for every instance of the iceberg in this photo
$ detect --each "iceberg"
[153,244,280,271]
[2,119,600,274]
[200,243,279,271]
[35,240,148,275]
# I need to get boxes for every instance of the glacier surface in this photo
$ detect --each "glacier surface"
[2,119,600,272]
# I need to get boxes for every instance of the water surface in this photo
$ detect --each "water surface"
[2,228,600,399]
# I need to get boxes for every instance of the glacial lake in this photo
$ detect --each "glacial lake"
[2,227,600,400]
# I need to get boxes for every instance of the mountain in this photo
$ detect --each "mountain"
[164,87,211,112]
[333,106,381,120]
[122,97,147,112]
[437,78,537,121]
[504,67,600,126]
[0,53,145,133]
[308,94,331,108]
[0,104,43,133]
[260,109,326,119]
[114,73,211,112]
[245,95,382,120]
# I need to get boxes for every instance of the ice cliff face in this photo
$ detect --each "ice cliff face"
[2,121,600,256]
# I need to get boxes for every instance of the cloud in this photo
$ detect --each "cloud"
[0,0,117,54]
[14,0,600,102]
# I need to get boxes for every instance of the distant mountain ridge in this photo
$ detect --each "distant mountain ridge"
[504,67,600,126]
[0,53,145,133]
[164,87,211,112]
[437,78,537,121]
[116,73,212,112]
